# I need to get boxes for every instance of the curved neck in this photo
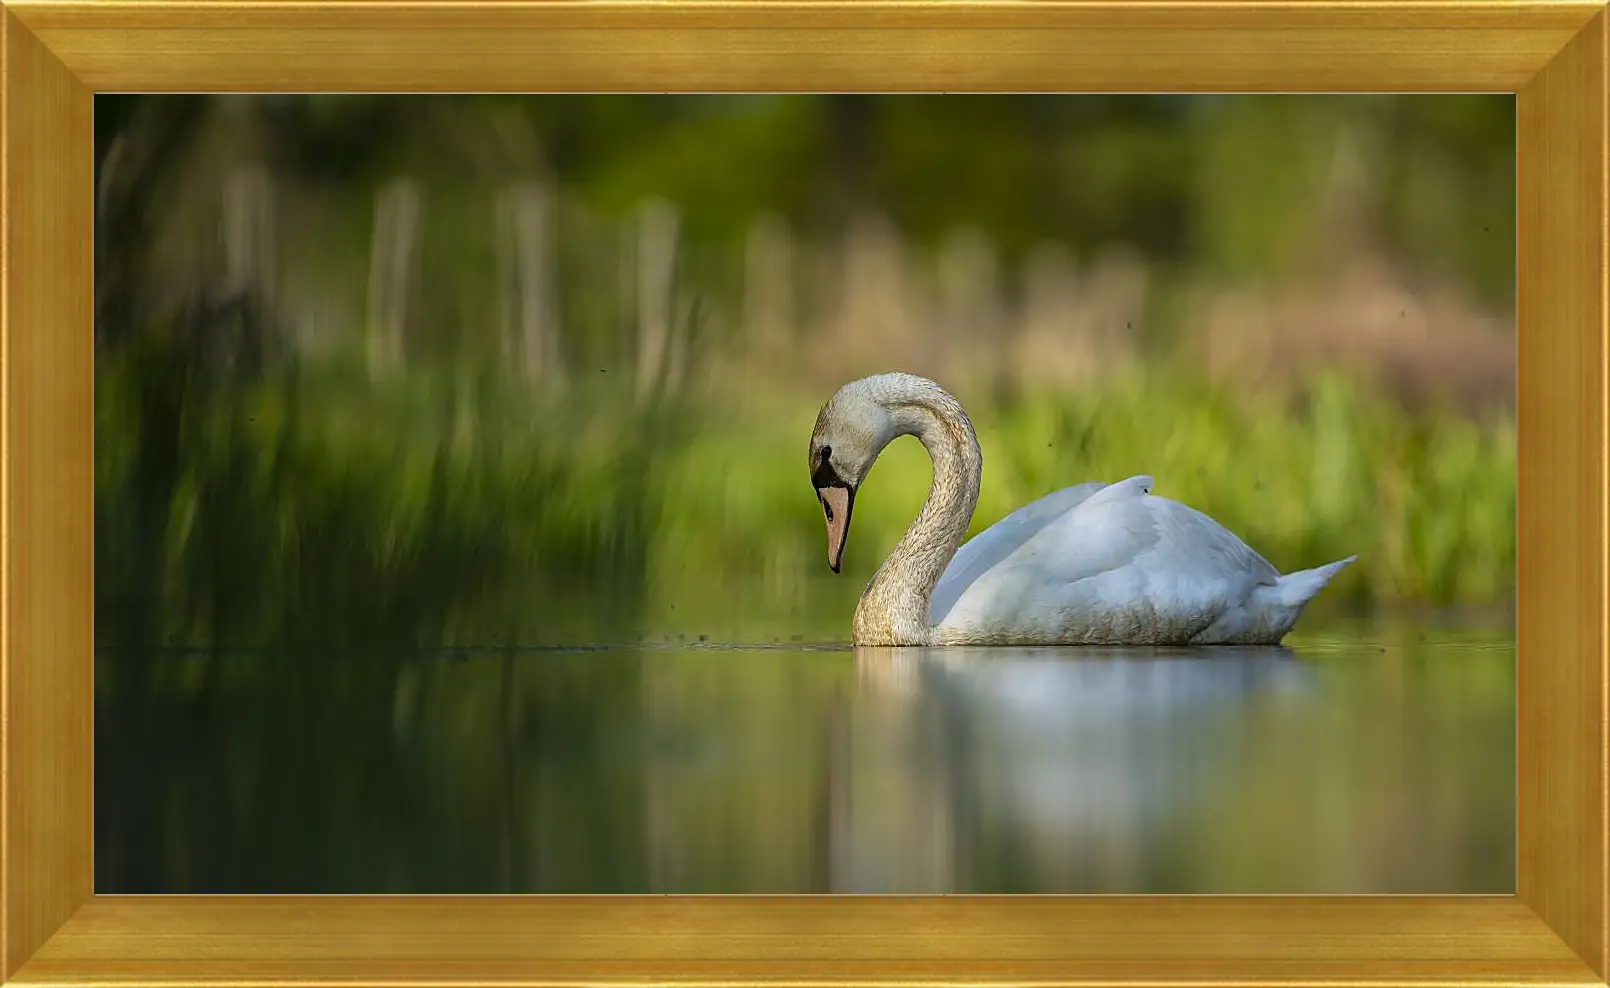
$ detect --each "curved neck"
[853,390,982,646]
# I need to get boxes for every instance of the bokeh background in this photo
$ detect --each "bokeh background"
[95,95,1516,894]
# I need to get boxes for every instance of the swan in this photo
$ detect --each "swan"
[807,372,1356,646]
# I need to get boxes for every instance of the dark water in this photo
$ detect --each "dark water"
[95,626,1514,894]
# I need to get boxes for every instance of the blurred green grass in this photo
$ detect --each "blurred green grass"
[93,94,1518,649]
[96,334,1514,651]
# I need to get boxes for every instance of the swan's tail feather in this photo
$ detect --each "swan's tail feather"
[1270,554,1357,609]
[1224,555,1355,644]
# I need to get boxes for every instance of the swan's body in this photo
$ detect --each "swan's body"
[808,372,1355,647]
[926,474,1355,645]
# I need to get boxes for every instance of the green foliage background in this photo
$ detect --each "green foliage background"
[95,95,1515,650]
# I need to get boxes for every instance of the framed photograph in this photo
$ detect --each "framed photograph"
[4,1,1606,985]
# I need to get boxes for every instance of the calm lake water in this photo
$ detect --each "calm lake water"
[95,623,1514,895]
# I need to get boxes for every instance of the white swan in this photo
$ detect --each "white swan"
[808,372,1356,647]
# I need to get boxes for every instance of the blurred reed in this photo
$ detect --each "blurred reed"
[94,99,1515,651]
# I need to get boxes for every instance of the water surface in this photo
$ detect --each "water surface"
[96,624,1514,894]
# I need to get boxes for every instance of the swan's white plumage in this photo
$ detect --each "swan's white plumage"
[928,480,1107,625]
[810,373,1355,646]
[929,473,1351,644]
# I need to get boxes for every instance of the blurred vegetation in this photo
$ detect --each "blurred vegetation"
[97,344,1515,651]
[94,94,1515,651]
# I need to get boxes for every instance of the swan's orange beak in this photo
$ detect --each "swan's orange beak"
[817,485,854,573]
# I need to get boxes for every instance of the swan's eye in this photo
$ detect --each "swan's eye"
[819,444,832,463]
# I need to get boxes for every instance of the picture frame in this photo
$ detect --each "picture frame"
[3,1,1605,983]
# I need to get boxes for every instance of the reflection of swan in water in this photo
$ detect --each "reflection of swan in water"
[853,646,924,699]
[923,645,1314,716]
[841,645,1318,890]
[854,644,1313,713]
[937,645,1314,831]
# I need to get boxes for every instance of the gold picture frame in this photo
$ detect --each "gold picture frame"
[3,1,1605,983]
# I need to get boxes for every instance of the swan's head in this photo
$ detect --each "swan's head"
[808,376,902,573]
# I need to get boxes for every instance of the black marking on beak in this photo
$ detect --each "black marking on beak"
[811,456,843,490]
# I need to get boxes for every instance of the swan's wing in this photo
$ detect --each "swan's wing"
[930,480,1107,624]
[1035,477,1281,589]
[1169,499,1282,585]
[936,475,1281,635]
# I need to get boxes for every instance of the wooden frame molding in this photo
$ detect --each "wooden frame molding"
[4,1,1607,984]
